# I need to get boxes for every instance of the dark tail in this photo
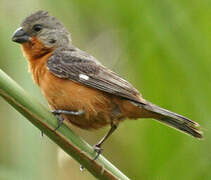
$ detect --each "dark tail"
[141,102,203,139]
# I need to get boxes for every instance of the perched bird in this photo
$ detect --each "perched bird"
[12,10,202,156]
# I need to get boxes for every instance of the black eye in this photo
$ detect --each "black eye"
[33,24,42,32]
[49,39,56,44]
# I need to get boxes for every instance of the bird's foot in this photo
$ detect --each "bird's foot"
[93,144,103,160]
[52,109,85,130]
[53,113,64,131]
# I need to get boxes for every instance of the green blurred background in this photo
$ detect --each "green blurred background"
[0,0,210,179]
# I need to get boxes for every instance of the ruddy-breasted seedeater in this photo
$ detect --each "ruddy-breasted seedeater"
[12,10,202,155]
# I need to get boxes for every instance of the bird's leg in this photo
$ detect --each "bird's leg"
[79,122,118,170]
[93,122,118,160]
[52,109,85,130]
[52,109,85,116]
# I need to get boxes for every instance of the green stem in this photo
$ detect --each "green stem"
[0,69,130,180]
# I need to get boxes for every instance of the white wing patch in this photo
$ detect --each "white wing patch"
[79,74,89,80]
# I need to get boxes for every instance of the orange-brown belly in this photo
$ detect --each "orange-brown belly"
[39,71,119,129]
[38,71,150,129]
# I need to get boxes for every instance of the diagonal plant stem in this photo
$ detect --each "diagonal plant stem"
[0,69,130,180]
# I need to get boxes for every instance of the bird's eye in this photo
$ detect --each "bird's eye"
[33,24,42,32]
[49,39,56,44]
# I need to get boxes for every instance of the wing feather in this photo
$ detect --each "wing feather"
[46,49,143,104]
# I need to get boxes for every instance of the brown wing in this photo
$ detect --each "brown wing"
[46,48,144,104]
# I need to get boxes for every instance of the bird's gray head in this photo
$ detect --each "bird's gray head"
[12,10,71,48]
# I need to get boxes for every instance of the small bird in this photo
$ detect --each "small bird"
[12,10,202,156]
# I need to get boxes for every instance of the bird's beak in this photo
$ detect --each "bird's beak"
[12,27,30,44]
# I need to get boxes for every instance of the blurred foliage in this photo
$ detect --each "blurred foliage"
[0,0,210,179]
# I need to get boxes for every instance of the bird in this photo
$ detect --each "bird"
[12,10,202,157]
